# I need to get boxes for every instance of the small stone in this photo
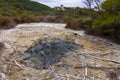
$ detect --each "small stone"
[0,73,6,79]
[4,43,11,49]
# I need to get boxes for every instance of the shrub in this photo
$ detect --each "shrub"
[0,16,16,29]
[14,16,22,23]
[26,16,36,23]
[0,16,13,25]
[34,16,43,22]
[42,15,57,22]
[65,18,83,30]
[20,15,43,23]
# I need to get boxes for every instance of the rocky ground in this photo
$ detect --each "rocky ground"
[0,23,120,80]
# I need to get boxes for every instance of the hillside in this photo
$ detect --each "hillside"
[0,0,52,16]
[0,0,53,29]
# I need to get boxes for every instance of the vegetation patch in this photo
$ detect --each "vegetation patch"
[65,18,83,30]
[0,0,52,29]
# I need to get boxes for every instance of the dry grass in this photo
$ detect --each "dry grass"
[14,16,22,23]
[42,15,57,22]
[0,16,16,29]
[35,16,43,22]
[0,15,44,29]
[20,16,43,23]
[0,16,13,25]
[66,18,83,30]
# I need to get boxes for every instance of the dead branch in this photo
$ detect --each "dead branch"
[78,54,88,80]
[13,58,25,70]
[75,65,120,69]
[78,52,120,64]
[47,63,83,80]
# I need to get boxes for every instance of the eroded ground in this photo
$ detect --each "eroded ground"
[0,23,120,80]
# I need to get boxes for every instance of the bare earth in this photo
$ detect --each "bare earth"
[0,23,120,80]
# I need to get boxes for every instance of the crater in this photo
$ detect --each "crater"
[23,39,82,69]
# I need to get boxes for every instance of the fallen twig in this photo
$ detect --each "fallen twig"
[75,65,120,69]
[47,63,83,80]
[78,53,88,80]
[78,52,120,64]
[13,58,25,70]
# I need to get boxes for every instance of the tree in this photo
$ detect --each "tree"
[83,0,94,9]
[94,0,103,11]
[83,0,104,11]
[93,0,120,41]
[101,0,120,14]
[59,4,65,11]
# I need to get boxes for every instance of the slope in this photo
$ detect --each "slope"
[0,0,52,16]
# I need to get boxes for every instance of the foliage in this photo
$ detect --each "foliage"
[0,0,53,29]
[0,0,52,16]
[60,0,120,43]
[102,0,120,14]
[89,0,120,43]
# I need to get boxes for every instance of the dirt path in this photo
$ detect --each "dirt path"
[0,23,120,80]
